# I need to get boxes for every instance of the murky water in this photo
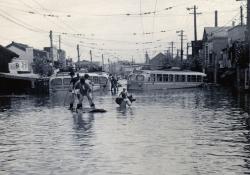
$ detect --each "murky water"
[1,87,250,175]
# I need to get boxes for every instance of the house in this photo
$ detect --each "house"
[6,41,49,72]
[201,26,232,83]
[0,45,18,73]
[149,52,171,70]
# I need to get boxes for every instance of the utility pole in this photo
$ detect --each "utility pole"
[49,30,54,66]
[59,35,61,50]
[241,5,244,26]
[77,44,80,63]
[187,5,201,42]
[90,50,93,63]
[215,10,218,27]
[176,30,185,64]
[102,54,104,71]
[169,41,176,60]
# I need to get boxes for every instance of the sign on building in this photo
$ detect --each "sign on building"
[8,60,29,74]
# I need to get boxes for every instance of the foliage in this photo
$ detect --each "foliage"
[32,57,53,77]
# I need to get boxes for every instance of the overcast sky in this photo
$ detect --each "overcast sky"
[0,0,246,63]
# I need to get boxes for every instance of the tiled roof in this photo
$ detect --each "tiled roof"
[0,45,19,57]
[6,41,30,51]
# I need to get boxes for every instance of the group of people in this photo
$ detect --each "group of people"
[68,71,134,110]
[69,71,95,111]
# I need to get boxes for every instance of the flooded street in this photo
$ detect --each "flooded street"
[1,87,250,175]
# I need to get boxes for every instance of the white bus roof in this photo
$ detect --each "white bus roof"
[136,70,206,76]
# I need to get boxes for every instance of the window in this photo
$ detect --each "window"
[163,74,168,82]
[169,74,173,82]
[51,78,62,86]
[197,76,202,82]
[130,75,136,81]
[63,78,71,85]
[191,75,196,82]
[181,75,186,82]
[93,76,99,84]
[100,77,108,84]
[157,74,163,82]
[136,75,145,81]
[150,74,156,82]
[175,75,181,82]
[187,75,191,82]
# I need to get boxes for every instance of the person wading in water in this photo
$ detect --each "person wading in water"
[69,72,80,110]
[118,88,131,108]
[75,74,95,110]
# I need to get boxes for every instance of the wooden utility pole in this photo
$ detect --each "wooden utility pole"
[177,30,185,63]
[188,5,201,42]
[49,30,54,65]
[215,10,218,27]
[169,41,176,59]
[102,54,104,71]
[59,35,61,50]
[240,5,244,26]
[77,44,80,63]
[90,50,93,63]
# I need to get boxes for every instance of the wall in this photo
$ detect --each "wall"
[7,46,33,72]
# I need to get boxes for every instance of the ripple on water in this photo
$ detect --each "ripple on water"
[0,89,250,174]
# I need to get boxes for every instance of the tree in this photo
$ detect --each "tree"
[32,57,53,76]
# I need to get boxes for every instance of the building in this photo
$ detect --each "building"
[44,47,58,62]
[6,41,48,72]
[149,52,171,70]
[58,49,66,68]
[0,45,18,73]
[201,26,232,83]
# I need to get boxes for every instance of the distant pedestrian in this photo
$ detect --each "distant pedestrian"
[111,76,118,92]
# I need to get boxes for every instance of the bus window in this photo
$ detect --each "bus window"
[197,76,202,82]
[169,74,173,82]
[92,76,99,84]
[99,77,108,84]
[181,75,186,82]
[163,74,168,82]
[51,78,62,86]
[187,75,191,82]
[157,74,163,82]
[191,75,196,82]
[175,75,180,82]
[136,75,145,81]
[63,78,71,85]
[150,74,156,82]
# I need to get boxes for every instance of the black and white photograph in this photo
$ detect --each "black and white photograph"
[1,0,250,174]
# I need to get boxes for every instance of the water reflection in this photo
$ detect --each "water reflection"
[72,112,94,131]
[2,87,250,174]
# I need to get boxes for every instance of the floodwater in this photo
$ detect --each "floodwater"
[1,87,250,175]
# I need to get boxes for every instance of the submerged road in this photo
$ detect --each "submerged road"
[1,87,250,175]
